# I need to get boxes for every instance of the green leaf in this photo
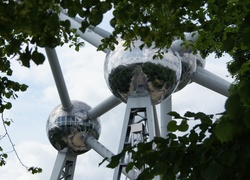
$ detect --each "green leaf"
[219,152,236,166]
[167,133,177,140]
[126,162,134,172]
[2,153,8,159]
[167,120,178,132]
[61,20,71,28]
[107,153,123,168]
[201,160,223,180]
[19,52,31,67]
[168,111,186,120]
[239,83,250,107]
[32,50,45,65]
[215,121,234,142]
[162,172,176,180]
[225,93,241,119]
[222,35,235,52]
[5,102,12,110]
[184,111,196,117]
[4,120,11,126]
[99,157,109,166]
[80,20,89,32]
[67,9,77,17]
[28,167,42,174]
[99,1,112,13]
[89,9,103,26]
[178,120,189,132]
[243,110,250,128]
[189,130,199,142]
[20,84,28,92]
[137,142,152,152]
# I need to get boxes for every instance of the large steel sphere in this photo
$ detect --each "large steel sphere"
[104,40,181,105]
[46,101,101,155]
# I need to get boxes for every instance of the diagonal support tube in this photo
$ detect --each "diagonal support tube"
[74,16,111,38]
[58,13,108,53]
[85,136,136,179]
[88,95,121,119]
[45,47,73,111]
[192,66,231,97]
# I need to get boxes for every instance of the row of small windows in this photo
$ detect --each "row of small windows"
[55,116,94,128]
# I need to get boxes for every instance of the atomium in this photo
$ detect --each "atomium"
[46,100,101,155]
[39,10,233,180]
[104,40,182,105]
[44,13,231,179]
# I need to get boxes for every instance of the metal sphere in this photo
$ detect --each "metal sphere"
[170,35,206,92]
[46,100,101,155]
[104,40,181,105]
[175,53,206,91]
[174,52,197,91]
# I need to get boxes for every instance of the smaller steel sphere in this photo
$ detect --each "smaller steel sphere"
[46,101,101,155]
[174,52,197,91]
[171,37,206,92]
[174,53,206,92]
[104,40,181,105]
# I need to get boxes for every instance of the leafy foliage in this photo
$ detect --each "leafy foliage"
[108,111,250,179]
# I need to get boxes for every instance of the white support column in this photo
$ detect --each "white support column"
[113,94,160,180]
[153,105,161,137]
[160,96,172,138]
[50,149,77,180]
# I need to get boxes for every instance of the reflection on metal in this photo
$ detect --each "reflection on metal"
[170,34,206,92]
[104,39,181,105]
[47,101,101,154]
[174,53,199,91]
[113,94,160,180]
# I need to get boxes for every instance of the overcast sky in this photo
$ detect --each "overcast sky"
[0,15,234,180]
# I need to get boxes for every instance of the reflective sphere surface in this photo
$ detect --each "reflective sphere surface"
[175,53,205,91]
[174,53,198,91]
[171,37,206,91]
[104,40,181,104]
[46,101,101,155]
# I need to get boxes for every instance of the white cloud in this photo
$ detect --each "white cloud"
[0,141,55,180]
